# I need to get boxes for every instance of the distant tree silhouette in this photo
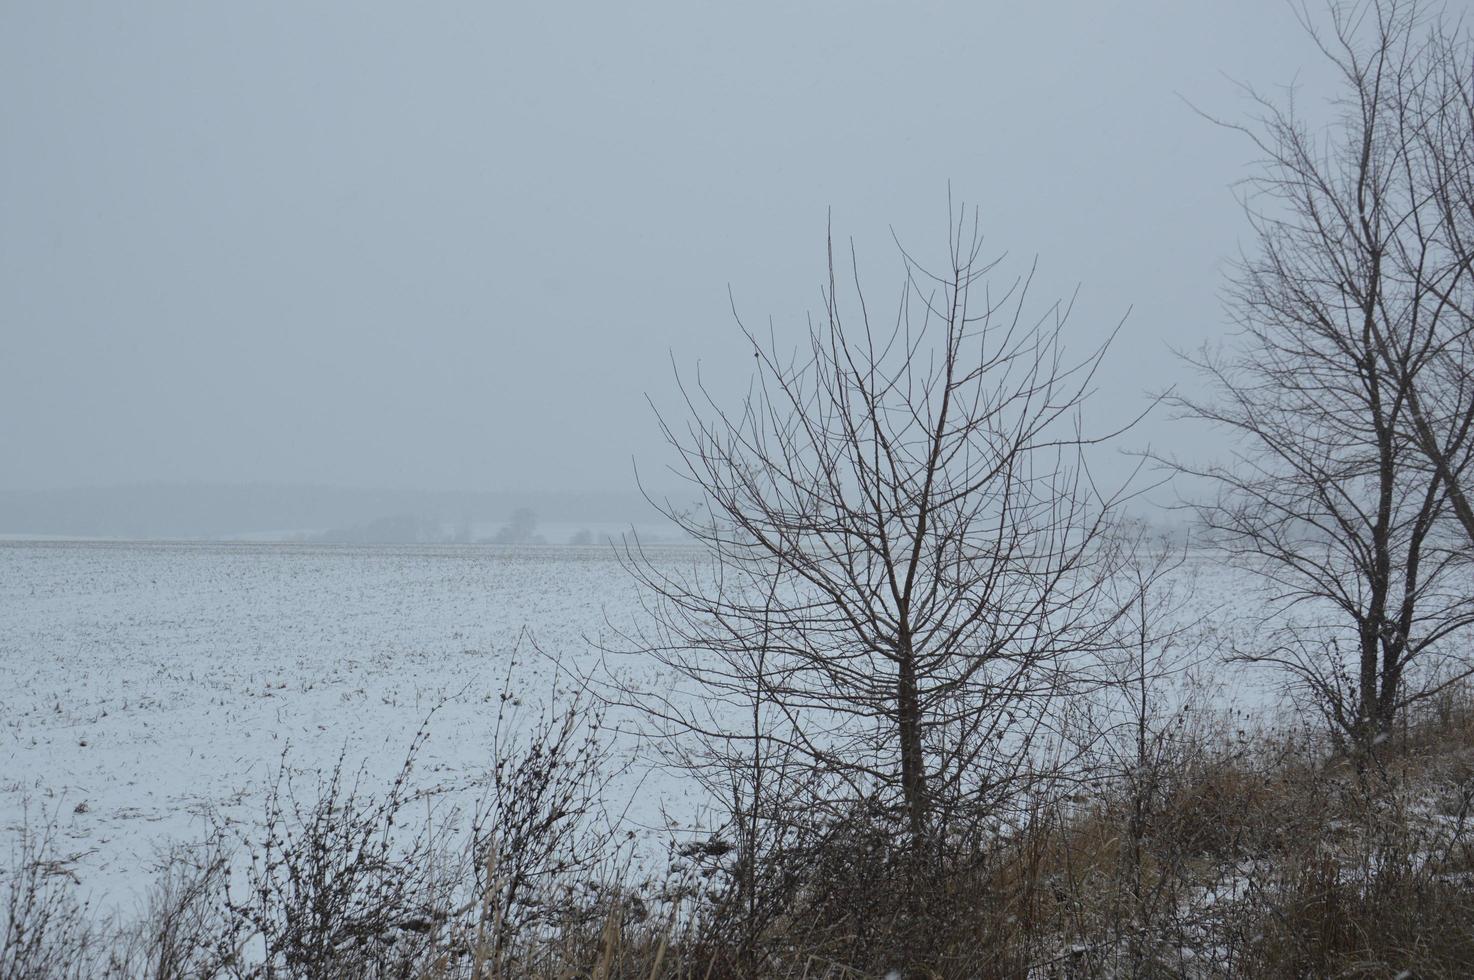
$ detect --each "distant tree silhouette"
[490,508,543,545]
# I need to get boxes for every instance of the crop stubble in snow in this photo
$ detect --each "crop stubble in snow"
[1,540,1263,911]
[0,541,693,909]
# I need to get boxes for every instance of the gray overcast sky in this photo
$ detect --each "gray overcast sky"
[1,2,1323,495]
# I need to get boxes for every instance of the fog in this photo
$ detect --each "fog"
[2,2,1328,526]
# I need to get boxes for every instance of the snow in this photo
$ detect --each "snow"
[0,540,699,914]
[1,539,1270,914]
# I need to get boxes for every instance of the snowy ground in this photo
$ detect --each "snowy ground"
[1,539,1271,916]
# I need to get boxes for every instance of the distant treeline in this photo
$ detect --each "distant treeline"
[311,507,555,545]
[0,484,660,540]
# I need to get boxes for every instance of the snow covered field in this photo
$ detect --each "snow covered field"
[1,539,1268,915]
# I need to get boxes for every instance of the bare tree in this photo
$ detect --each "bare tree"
[611,209,1143,853]
[1366,5,1474,546]
[1171,0,1474,747]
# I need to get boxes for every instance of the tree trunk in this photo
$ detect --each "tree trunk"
[1358,623,1382,748]
[896,634,927,843]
